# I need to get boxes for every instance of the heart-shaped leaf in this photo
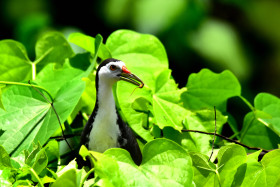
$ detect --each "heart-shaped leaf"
[217,144,247,186]
[240,112,280,150]
[189,152,217,186]
[91,138,193,187]
[0,32,74,82]
[0,40,32,81]
[0,79,85,156]
[35,32,74,69]
[182,68,241,112]
[254,93,280,136]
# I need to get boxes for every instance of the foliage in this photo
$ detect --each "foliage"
[0,30,279,186]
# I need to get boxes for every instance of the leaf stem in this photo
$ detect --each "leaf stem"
[239,96,255,112]
[79,168,95,187]
[215,168,222,187]
[0,81,53,101]
[33,48,53,65]
[82,112,89,121]
[32,63,36,80]
[29,168,44,187]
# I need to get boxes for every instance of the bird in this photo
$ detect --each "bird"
[80,58,143,165]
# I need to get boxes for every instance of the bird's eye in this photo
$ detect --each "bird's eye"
[110,65,117,71]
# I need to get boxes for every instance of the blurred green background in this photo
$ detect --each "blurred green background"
[1,0,280,127]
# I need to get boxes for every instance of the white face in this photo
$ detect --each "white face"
[98,61,126,84]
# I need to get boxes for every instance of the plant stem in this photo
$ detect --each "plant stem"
[29,168,44,187]
[208,106,217,162]
[0,81,53,101]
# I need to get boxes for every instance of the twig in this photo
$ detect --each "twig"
[50,134,81,141]
[28,81,73,152]
[208,106,217,162]
[181,129,270,153]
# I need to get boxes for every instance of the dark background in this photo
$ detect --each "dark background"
[1,0,280,128]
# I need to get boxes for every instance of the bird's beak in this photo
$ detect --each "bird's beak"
[119,66,144,88]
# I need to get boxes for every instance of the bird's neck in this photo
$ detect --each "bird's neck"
[96,79,116,112]
[87,78,120,152]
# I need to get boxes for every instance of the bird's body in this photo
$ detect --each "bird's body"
[80,58,143,165]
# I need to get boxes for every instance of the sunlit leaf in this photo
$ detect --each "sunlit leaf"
[254,93,280,136]
[217,144,247,186]
[35,32,74,69]
[182,68,241,112]
[52,169,77,187]
[0,145,12,169]
[91,139,193,186]
[189,152,217,186]
[240,112,280,150]
[68,32,111,60]
[35,62,84,96]
[0,40,32,81]
[0,79,85,156]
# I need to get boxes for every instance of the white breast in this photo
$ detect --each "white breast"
[88,70,121,153]
[88,106,120,152]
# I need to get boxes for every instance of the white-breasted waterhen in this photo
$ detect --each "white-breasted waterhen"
[80,58,143,165]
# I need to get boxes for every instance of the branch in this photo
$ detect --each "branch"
[181,129,270,153]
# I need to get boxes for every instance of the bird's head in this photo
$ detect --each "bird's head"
[97,58,144,87]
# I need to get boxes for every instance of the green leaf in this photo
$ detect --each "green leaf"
[55,159,87,187]
[235,149,280,186]
[182,68,241,112]
[0,169,13,187]
[0,40,32,81]
[107,30,168,69]
[35,62,85,96]
[44,140,60,165]
[258,149,280,186]
[217,144,247,187]
[254,93,280,136]
[92,139,193,186]
[52,169,77,187]
[0,79,85,156]
[240,112,280,150]
[189,152,218,186]
[25,143,41,166]
[35,32,74,69]
[68,32,111,60]
[232,150,262,187]
[32,148,48,175]
[56,160,77,177]
[0,146,12,169]
[83,34,103,77]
